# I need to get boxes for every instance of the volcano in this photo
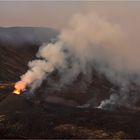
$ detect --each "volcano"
[0,27,140,139]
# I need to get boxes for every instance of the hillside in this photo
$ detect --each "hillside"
[0,27,58,81]
[0,27,113,106]
[0,27,140,139]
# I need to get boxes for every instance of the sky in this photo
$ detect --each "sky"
[0,0,140,46]
[0,1,140,28]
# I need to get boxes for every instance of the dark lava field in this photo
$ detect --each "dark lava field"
[0,27,140,139]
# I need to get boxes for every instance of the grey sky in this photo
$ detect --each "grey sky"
[0,1,140,46]
[0,1,139,28]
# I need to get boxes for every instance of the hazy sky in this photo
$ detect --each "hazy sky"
[0,1,140,28]
[0,1,140,45]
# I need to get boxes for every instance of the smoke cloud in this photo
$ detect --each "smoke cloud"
[16,11,140,109]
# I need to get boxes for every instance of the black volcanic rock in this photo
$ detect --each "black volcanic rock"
[0,27,140,139]
[0,91,140,139]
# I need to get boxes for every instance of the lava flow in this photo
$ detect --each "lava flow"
[13,89,21,95]
[13,81,26,95]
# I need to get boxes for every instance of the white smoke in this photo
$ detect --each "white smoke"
[18,11,140,109]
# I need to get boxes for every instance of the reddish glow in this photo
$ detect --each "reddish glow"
[13,81,26,95]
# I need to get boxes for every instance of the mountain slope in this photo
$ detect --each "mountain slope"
[0,27,140,139]
[0,27,58,81]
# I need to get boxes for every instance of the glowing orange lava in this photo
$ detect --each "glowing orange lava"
[13,89,21,95]
[13,81,26,95]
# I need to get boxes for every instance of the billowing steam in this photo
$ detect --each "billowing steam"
[15,12,140,109]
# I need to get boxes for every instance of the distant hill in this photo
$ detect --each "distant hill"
[0,27,58,48]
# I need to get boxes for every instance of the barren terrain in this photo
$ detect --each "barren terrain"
[0,27,140,139]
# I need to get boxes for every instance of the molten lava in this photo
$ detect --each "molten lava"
[13,81,26,95]
[13,89,21,95]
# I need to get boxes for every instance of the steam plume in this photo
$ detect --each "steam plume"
[15,12,140,108]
